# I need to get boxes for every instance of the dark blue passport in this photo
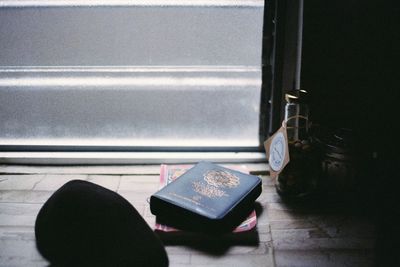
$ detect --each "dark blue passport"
[150,161,262,233]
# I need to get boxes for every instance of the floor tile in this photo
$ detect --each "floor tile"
[0,190,53,204]
[33,174,87,191]
[87,175,120,191]
[0,175,45,191]
[118,175,159,192]
[0,203,42,227]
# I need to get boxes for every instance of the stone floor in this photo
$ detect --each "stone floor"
[0,163,376,267]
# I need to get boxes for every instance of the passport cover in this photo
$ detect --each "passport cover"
[150,161,262,233]
[154,164,258,233]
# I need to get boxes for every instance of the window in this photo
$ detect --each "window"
[0,0,279,163]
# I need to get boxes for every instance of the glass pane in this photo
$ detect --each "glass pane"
[0,1,265,151]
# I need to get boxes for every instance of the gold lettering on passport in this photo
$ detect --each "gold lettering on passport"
[203,170,240,188]
[192,195,202,202]
[168,192,216,212]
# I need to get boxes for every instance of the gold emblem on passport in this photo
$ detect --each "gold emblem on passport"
[203,170,240,188]
[192,181,228,198]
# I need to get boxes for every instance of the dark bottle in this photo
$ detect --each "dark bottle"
[275,90,319,199]
[318,128,358,193]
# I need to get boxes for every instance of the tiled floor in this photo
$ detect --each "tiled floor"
[0,163,375,267]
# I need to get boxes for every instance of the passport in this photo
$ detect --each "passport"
[150,161,262,233]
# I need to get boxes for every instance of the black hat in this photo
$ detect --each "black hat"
[35,180,169,267]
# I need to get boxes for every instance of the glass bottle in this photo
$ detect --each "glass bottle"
[275,90,319,199]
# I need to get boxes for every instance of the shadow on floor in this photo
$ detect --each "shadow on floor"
[155,202,264,255]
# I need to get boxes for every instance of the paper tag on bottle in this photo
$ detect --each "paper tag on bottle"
[264,121,290,178]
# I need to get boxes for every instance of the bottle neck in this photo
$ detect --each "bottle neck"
[284,103,309,142]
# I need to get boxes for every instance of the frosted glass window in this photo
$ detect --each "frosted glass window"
[0,1,266,151]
